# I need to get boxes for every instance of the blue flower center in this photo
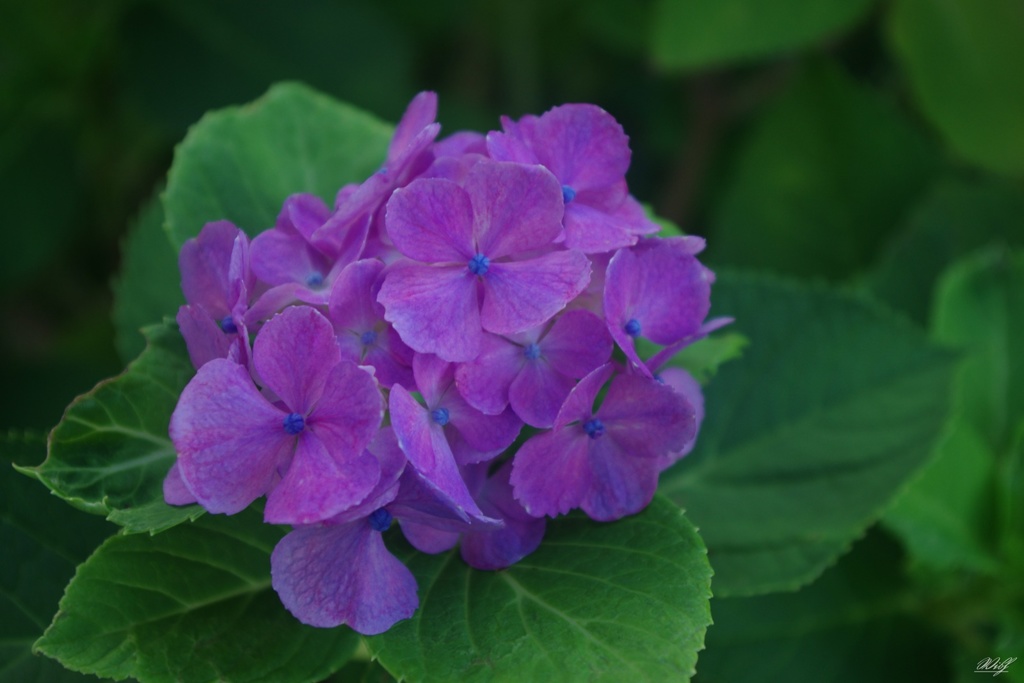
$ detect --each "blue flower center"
[219,315,238,334]
[370,508,393,532]
[360,330,378,346]
[468,253,490,276]
[561,185,577,204]
[305,272,325,289]
[523,343,541,360]
[431,407,450,426]
[583,418,605,439]
[283,412,305,435]
[624,318,642,337]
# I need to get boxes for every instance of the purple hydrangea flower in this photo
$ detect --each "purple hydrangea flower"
[390,459,545,571]
[603,236,714,377]
[487,104,657,253]
[455,309,613,427]
[168,306,383,525]
[272,426,502,634]
[378,158,591,362]
[327,258,414,389]
[390,353,522,520]
[510,363,696,521]
[270,428,416,634]
[339,91,441,262]
[458,460,546,570]
[175,220,254,369]
[247,194,366,319]
[653,367,705,471]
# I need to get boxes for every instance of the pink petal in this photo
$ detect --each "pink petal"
[169,359,291,515]
[553,363,615,430]
[563,201,640,254]
[580,437,660,521]
[271,521,418,634]
[264,430,380,525]
[599,373,696,459]
[445,391,522,453]
[385,178,474,263]
[162,462,198,506]
[389,385,484,518]
[509,428,591,518]
[309,361,383,458]
[481,251,591,334]
[389,91,438,160]
[465,160,564,259]
[378,261,482,362]
[250,227,332,288]
[252,306,340,414]
[509,360,576,428]
[540,309,613,378]
[328,259,385,333]
[454,333,524,415]
[179,220,244,314]
[400,520,461,554]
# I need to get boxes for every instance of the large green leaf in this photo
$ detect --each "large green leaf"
[867,177,1024,325]
[35,509,359,683]
[707,60,936,281]
[887,0,1024,175]
[660,272,957,596]
[652,0,876,71]
[369,497,712,683]
[931,248,1024,455]
[163,81,393,248]
[17,322,203,533]
[883,417,999,573]
[693,530,951,682]
[111,196,184,365]
[1,435,114,683]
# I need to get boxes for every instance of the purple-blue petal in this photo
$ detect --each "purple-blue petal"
[271,521,418,634]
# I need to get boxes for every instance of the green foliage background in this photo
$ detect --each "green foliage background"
[2,0,1023,681]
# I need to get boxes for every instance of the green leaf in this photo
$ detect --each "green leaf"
[111,196,184,365]
[1004,423,1024,568]
[660,272,957,596]
[35,509,359,683]
[694,529,951,682]
[883,418,999,573]
[866,177,1024,325]
[329,658,397,683]
[163,81,393,249]
[887,0,1024,175]
[652,0,876,71]
[931,248,1024,454]
[707,60,937,281]
[1,439,114,683]
[17,322,203,533]
[664,332,748,384]
[369,496,712,683]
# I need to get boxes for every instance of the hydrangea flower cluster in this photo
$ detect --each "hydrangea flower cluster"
[165,92,726,635]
